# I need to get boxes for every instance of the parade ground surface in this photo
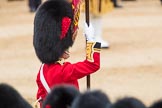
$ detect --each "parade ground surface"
[0,0,162,107]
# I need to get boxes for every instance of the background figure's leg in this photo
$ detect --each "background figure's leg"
[91,16,109,48]
[28,0,36,12]
[111,0,117,7]
[28,0,41,12]
[35,0,42,10]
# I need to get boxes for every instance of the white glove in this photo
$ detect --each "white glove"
[84,22,94,41]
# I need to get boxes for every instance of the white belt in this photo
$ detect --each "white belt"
[40,64,51,93]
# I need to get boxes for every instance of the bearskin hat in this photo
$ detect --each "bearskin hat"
[111,97,146,108]
[33,0,74,64]
[0,83,32,108]
[43,85,80,108]
[149,100,162,108]
[71,90,111,108]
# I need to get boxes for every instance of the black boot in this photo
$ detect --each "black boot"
[111,0,123,8]
[114,4,123,8]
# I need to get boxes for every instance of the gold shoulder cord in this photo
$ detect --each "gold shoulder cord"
[56,58,65,65]
[34,97,42,108]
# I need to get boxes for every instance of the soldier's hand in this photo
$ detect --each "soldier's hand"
[84,23,94,41]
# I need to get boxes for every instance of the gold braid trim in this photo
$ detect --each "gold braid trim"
[86,42,99,62]
[94,48,101,52]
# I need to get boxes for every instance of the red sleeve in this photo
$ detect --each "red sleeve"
[62,42,101,81]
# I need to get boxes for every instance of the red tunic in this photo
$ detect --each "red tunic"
[36,51,100,100]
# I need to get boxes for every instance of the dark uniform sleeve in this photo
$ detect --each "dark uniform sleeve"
[62,42,101,81]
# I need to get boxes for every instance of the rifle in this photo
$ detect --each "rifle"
[85,0,90,90]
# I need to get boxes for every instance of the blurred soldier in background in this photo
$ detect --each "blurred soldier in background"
[28,0,42,12]
[8,0,24,1]
[89,0,113,48]
[122,0,136,1]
